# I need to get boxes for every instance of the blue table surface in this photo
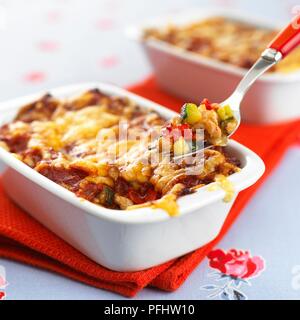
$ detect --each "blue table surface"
[0,0,299,300]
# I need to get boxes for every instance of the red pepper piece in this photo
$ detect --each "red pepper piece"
[128,188,157,204]
[162,123,193,141]
[201,98,213,110]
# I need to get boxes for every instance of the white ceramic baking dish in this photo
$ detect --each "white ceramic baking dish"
[127,8,300,124]
[0,83,265,272]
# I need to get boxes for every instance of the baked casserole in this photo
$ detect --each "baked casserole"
[143,17,300,73]
[0,90,240,215]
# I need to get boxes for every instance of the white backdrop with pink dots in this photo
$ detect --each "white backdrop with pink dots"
[0,0,298,100]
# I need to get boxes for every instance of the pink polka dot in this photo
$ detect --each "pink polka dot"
[37,41,60,52]
[98,56,120,68]
[23,71,47,83]
[46,10,62,23]
[96,18,115,31]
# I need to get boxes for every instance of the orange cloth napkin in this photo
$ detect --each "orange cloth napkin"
[0,77,299,297]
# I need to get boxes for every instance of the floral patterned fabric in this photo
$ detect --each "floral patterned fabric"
[202,249,265,300]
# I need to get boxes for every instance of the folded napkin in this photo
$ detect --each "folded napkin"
[0,77,299,297]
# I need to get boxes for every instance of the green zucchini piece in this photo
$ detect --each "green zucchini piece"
[180,103,202,125]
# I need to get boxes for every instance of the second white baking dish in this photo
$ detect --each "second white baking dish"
[0,83,265,271]
[127,8,300,124]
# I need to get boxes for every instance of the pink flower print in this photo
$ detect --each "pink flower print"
[98,56,119,68]
[23,71,47,84]
[37,41,60,52]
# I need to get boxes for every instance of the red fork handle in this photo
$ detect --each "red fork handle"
[268,15,300,58]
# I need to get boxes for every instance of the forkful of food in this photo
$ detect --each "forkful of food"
[151,15,300,162]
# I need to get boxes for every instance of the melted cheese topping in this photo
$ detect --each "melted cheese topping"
[0,90,240,215]
[209,174,235,203]
[128,194,179,216]
[144,17,300,73]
